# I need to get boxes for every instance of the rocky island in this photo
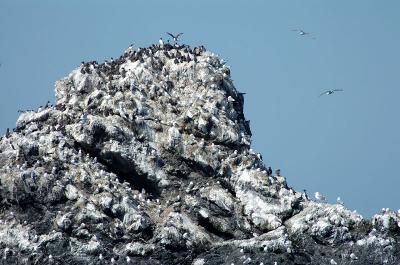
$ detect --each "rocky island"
[0,43,399,264]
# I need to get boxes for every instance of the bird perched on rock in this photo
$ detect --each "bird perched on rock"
[267,167,273,176]
[350,253,358,260]
[303,189,309,200]
[319,89,343,97]
[227,96,235,102]
[315,192,326,202]
[336,196,344,205]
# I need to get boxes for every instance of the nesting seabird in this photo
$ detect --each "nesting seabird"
[227,96,235,102]
[159,38,164,46]
[303,189,309,200]
[336,196,344,205]
[319,89,343,97]
[314,191,326,202]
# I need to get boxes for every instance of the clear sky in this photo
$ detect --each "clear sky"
[1,0,399,217]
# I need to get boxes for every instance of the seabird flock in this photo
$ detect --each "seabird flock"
[2,30,345,204]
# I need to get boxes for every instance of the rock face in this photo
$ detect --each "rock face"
[0,43,399,265]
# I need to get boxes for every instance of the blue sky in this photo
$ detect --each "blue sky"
[1,0,399,217]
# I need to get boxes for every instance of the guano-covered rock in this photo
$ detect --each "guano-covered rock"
[0,43,400,264]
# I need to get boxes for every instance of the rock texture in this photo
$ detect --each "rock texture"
[0,43,400,264]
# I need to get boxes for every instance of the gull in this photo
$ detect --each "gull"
[292,29,310,36]
[315,192,326,202]
[167,32,183,44]
[319,89,343,97]
[292,29,315,39]
[350,253,358,260]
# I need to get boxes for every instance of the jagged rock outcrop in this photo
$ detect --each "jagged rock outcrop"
[1,43,400,264]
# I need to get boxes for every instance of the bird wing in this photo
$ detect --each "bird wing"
[333,89,343,92]
[177,33,183,38]
[166,32,175,39]
[319,91,329,97]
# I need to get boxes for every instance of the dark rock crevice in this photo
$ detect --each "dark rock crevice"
[74,141,161,198]
[197,216,235,240]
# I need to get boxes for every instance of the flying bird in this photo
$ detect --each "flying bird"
[167,32,183,43]
[292,29,315,39]
[292,29,309,35]
[319,89,344,97]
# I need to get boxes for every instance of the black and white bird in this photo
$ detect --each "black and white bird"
[303,189,309,200]
[159,38,164,46]
[167,32,183,44]
[267,167,273,176]
[319,89,344,97]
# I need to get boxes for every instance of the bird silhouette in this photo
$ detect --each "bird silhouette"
[319,89,344,97]
[167,32,183,43]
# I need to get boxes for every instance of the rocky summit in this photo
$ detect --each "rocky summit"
[0,43,400,265]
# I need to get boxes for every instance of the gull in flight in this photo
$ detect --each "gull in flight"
[167,32,183,44]
[292,29,309,35]
[319,89,344,97]
[292,29,315,39]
